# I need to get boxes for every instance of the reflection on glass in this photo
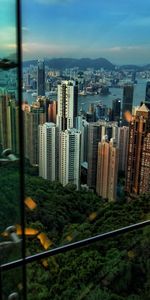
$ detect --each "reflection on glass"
[27,227,150,300]
[21,0,150,258]
[24,159,150,256]
[1,268,23,300]
[0,0,17,61]
[0,0,24,298]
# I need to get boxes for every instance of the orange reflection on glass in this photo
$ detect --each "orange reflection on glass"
[1,231,8,237]
[16,224,39,236]
[42,259,49,268]
[128,250,135,259]
[37,233,53,250]
[88,212,97,221]
[24,197,37,210]
[66,235,73,242]
[124,111,133,122]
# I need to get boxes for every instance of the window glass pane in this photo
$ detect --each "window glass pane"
[1,267,23,300]
[27,226,150,299]
[0,0,17,61]
[0,0,21,262]
[22,0,150,258]
[0,1,25,299]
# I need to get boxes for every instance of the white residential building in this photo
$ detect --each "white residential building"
[59,128,81,190]
[57,80,78,131]
[39,122,59,181]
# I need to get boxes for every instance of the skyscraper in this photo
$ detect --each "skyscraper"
[0,90,18,153]
[9,99,19,155]
[0,91,12,150]
[112,98,121,122]
[100,122,118,142]
[87,123,101,189]
[96,137,119,201]
[122,84,134,121]
[59,128,81,190]
[145,81,150,109]
[23,101,46,166]
[37,96,51,122]
[118,126,129,172]
[57,80,78,131]
[39,123,59,181]
[126,104,150,194]
[37,60,45,96]
[48,100,57,123]
[76,116,89,163]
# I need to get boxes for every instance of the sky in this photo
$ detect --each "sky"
[1,0,150,64]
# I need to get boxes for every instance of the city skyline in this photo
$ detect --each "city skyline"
[1,0,150,64]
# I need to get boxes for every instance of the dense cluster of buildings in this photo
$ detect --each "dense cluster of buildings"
[0,60,150,201]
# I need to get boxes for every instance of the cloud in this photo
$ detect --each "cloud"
[21,40,150,65]
[0,26,16,46]
[105,46,143,52]
[22,42,79,58]
[0,26,17,57]
[22,27,29,32]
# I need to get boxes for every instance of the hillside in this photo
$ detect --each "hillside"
[23,57,115,70]
[0,162,150,299]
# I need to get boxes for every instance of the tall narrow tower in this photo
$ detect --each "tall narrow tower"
[37,60,45,96]
[112,98,121,122]
[87,123,101,189]
[57,80,78,131]
[96,137,119,201]
[59,128,81,190]
[0,90,18,152]
[39,123,59,181]
[122,84,134,121]
[23,101,46,166]
[118,126,129,172]
[145,81,150,109]
[126,104,150,194]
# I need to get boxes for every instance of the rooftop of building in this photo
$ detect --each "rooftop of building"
[137,103,149,113]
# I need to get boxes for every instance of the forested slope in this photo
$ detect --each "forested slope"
[0,162,150,299]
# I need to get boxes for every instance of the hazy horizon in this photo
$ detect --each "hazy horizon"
[22,56,150,67]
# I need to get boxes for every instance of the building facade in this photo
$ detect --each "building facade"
[145,81,150,109]
[112,98,121,122]
[96,137,119,201]
[39,122,59,181]
[118,126,129,172]
[122,84,134,121]
[59,128,81,190]
[0,90,19,154]
[37,60,45,96]
[126,104,150,194]
[23,101,46,166]
[57,80,78,131]
[87,123,101,189]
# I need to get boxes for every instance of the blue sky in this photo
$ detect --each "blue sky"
[0,0,17,59]
[1,0,150,64]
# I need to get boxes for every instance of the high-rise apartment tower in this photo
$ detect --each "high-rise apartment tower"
[87,123,101,189]
[96,137,119,201]
[145,81,150,109]
[37,60,45,96]
[57,80,78,131]
[39,123,59,181]
[126,104,150,194]
[59,128,81,190]
[122,84,134,121]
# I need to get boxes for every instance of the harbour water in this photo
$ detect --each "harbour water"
[23,79,147,112]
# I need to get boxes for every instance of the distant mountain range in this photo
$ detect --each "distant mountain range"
[23,58,150,71]
[23,58,115,70]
